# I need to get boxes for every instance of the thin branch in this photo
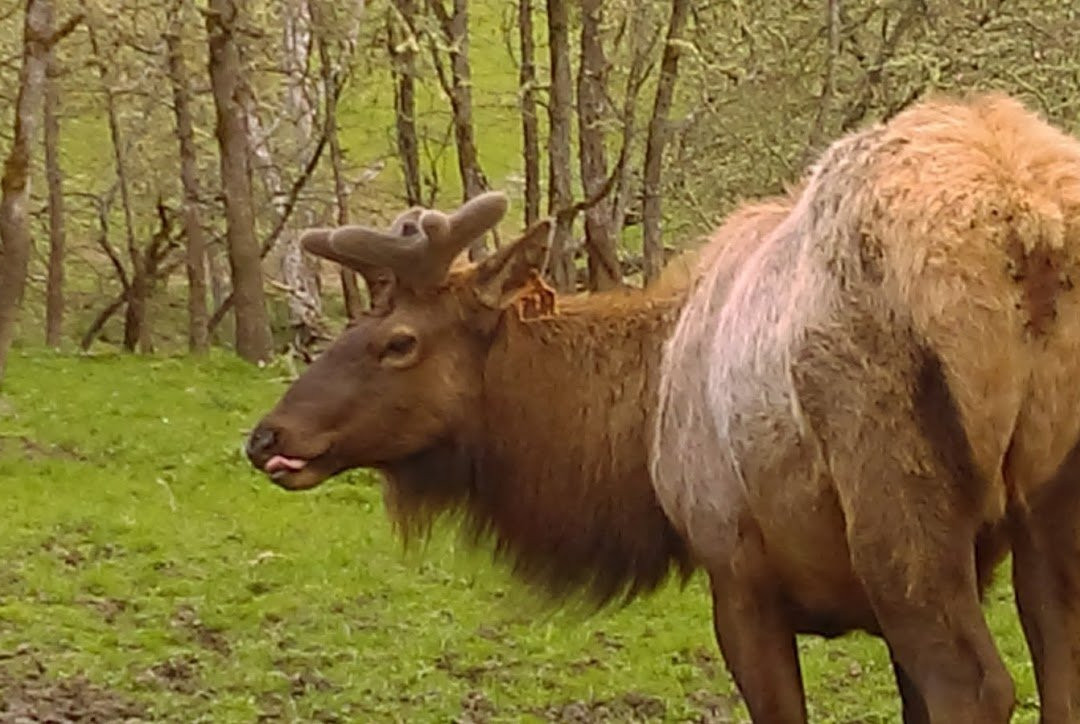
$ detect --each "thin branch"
[44,12,83,48]
[553,138,627,226]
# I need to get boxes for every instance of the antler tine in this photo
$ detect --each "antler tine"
[448,190,509,244]
[417,191,510,271]
[301,192,510,292]
[325,225,437,289]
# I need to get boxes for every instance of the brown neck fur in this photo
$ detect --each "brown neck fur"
[381,285,697,608]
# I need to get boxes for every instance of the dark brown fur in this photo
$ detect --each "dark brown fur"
[912,345,987,510]
[382,286,696,608]
[1006,228,1070,338]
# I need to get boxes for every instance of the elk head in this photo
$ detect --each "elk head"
[245,191,554,490]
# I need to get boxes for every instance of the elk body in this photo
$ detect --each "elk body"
[247,93,1080,723]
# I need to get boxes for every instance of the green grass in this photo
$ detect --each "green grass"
[0,350,1041,722]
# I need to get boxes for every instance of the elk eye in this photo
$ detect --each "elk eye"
[380,331,418,362]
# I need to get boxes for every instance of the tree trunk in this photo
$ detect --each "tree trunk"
[0,0,50,385]
[88,21,149,353]
[577,0,619,290]
[388,0,422,207]
[205,0,273,363]
[206,242,232,344]
[166,0,210,354]
[122,274,150,352]
[641,0,690,285]
[611,6,657,236]
[43,11,65,348]
[428,0,490,259]
[316,11,363,321]
[273,0,324,348]
[517,0,540,227]
[545,0,575,291]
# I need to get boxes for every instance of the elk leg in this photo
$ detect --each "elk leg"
[1011,471,1080,723]
[706,520,807,724]
[891,653,930,724]
[793,330,1014,722]
[842,484,1014,723]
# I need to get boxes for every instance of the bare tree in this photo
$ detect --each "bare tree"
[517,0,540,227]
[43,2,64,348]
[838,0,926,132]
[545,0,575,291]
[242,0,326,354]
[641,0,690,285]
[426,0,491,259]
[314,3,364,321]
[206,241,233,344]
[79,197,180,352]
[206,0,274,363]
[0,0,51,384]
[577,0,619,290]
[388,0,422,207]
[87,20,155,353]
[610,4,659,237]
[166,0,209,354]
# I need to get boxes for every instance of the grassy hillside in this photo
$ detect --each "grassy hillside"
[0,348,1042,721]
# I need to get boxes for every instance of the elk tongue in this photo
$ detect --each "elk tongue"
[265,455,308,474]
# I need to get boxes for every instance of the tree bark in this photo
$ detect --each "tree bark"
[166,0,210,354]
[611,6,658,236]
[388,0,422,207]
[427,0,490,259]
[205,0,273,363]
[43,8,65,348]
[206,241,232,344]
[641,0,690,285]
[88,21,150,353]
[545,0,575,291]
[0,0,50,385]
[577,0,619,290]
[272,0,324,350]
[316,9,363,321]
[517,0,540,227]
[205,127,331,335]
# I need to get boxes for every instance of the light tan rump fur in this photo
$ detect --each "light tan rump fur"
[653,92,1080,722]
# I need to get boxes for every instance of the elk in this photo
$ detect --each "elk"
[247,92,1080,723]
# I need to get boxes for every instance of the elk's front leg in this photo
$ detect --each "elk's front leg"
[706,516,807,724]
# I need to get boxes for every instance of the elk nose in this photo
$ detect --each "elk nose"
[245,423,278,464]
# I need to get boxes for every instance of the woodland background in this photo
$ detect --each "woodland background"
[0,0,1077,373]
[0,1,1077,721]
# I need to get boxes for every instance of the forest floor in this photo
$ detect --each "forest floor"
[0,349,1041,722]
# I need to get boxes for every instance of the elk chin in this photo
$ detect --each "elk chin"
[268,464,332,491]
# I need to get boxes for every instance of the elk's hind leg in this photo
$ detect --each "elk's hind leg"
[842,487,1014,722]
[706,515,807,724]
[794,330,1014,722]
[1010,442,1080,723]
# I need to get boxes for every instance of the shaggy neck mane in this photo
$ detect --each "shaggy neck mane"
[382,283,697,608]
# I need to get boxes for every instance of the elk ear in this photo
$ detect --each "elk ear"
[473,218,554,309]
[300,228,396,314]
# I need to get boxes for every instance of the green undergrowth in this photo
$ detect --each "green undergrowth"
[0,349,1039,722]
